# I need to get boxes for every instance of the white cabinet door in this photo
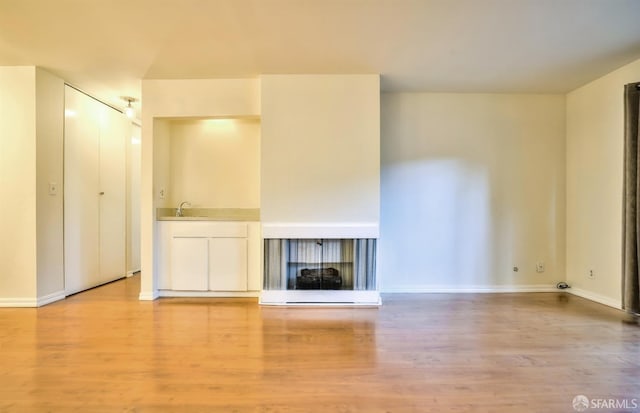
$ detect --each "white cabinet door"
[208,238,247,291]
[171,237,208,291]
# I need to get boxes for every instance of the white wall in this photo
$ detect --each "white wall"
[566,58,640,308]
[35,68,65,299]
[0,67,38,302]
[380,93,566,292]
[153,119,172,209]
[169,118,260,208]
[128,124,142,275]
[141,78,260,299]
[261,75,380,226]
[142,79,260,118]
[0,66,64,305]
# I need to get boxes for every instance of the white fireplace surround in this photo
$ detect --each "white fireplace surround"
[259,290,381,306]
[260,222,380,306]
[262,223,379,239]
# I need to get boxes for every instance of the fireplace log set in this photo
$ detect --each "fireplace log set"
[296,268,342,290]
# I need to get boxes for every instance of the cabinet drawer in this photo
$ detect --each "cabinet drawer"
[171,222,248,238]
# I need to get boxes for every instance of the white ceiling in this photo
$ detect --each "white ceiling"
[2,0,640,111]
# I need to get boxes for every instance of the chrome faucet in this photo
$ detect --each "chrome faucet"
[176,201,191,217]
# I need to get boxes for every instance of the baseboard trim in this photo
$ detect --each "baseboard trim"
[139,290,159,301]
[126,270,140,278]
[381,284,558,293]
[0,291,65,307]
[566,287,621,310]
[37,290,66,307]
[158,290,260,298]
[0,297,38,307]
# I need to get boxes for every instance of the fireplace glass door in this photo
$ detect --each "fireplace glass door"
[264,239,376,291]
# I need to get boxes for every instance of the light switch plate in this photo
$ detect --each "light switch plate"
[48,182,58,196]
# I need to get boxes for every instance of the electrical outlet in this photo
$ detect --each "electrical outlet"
[536,262,545,273]
[513,266,519,272]
[588,269,595,279]
[159,188,166,199]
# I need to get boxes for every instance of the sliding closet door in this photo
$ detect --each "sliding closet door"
[64,87,101,294]
[98,104,127,284]
[64,86,128,295]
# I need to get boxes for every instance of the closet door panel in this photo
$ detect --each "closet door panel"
[98,105,127,284]
[64,85,129,294]
[64,87,100,295]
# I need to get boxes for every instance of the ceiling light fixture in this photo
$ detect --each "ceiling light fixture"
[121,96,137,119]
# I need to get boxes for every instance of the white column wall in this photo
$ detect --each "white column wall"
[35,68,65,301]
[260,75,380,237]
[0,66,65,306]
[0,67,38,303]
[127,124,142,275]
[566,57,640,308]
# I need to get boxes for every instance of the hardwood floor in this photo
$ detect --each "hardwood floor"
[0,276,638,412]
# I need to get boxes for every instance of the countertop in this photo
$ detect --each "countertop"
[156,208,260,221]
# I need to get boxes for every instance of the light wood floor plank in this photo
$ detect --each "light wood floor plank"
[0,276,638,412]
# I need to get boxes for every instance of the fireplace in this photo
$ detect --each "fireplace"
[297,267,342,290]
[261,238,378,305]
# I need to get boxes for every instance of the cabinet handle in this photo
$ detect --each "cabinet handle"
[99,192,105,195]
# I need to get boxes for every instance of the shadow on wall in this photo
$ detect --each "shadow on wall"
[378,93,566,291]
[380,159,495,289]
